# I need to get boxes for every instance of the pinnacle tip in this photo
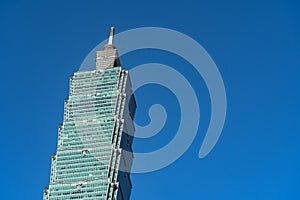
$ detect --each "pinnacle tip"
[110,27,115,36]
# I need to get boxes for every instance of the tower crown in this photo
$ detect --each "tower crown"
[96,27,120,70]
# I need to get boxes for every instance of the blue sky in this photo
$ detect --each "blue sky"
[0,0,299,199]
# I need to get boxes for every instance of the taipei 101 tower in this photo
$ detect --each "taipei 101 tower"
[43,27,137,200]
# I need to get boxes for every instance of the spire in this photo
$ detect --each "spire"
[98,26,120,69]
[104,27,116,50]
[108,27,115,45]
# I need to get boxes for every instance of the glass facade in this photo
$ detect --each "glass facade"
[44,40,136,200]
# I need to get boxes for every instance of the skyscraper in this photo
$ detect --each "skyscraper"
[44,27,136,200]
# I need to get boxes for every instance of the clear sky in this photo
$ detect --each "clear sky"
[0,0,299,199]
